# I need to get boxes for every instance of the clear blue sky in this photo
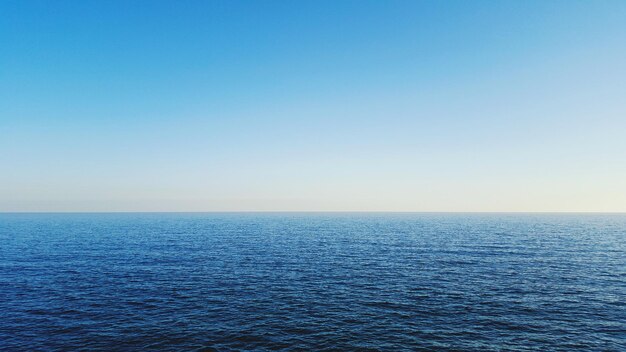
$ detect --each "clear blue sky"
[1,0,625,212]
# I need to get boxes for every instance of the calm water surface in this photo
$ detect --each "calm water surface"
[0,213,624,351]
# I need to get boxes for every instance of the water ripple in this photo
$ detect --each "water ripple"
[0,213,625,351]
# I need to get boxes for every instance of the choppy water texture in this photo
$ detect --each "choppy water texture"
[1,213,625,351]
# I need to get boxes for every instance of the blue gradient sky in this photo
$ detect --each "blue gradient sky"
[1,0,625,212]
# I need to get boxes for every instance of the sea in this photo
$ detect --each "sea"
[0,213,624,351]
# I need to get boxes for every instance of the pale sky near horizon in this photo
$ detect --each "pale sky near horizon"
[1,0,625,212]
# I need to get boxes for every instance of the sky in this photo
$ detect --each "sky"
[1,0,625,212]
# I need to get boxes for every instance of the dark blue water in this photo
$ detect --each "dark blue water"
[1,213,625,351]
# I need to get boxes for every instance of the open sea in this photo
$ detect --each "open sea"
[0,213,624,351]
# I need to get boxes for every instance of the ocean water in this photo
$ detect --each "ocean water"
[0,213,624,351]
